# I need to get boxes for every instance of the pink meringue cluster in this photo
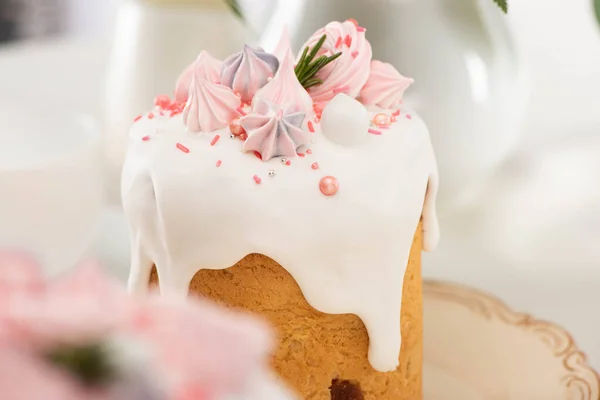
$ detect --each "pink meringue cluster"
[171,19,413,160]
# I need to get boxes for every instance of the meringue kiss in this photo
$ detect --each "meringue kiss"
[359,60,414,109]
[175,51,222,104]
[183,59,241,132]
[220,45,279,103]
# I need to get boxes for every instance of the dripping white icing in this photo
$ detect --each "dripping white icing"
[121,106,439,372]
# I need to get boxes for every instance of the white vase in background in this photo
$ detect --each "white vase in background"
[260,0,529,212]
[104,0,252,204]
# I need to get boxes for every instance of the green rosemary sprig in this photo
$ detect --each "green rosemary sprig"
[492,0,507,13]
[294,35,342,90]
[224,0,244,21]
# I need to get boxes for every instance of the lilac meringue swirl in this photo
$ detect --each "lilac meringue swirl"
[220,45,279,103]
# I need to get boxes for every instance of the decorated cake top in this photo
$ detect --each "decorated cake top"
[146,19,414,164]
[123,20,439,373]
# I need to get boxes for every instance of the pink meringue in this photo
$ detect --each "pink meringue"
[175,51,222,104]
[298,20,372,103]
[241,98,309,161]
[272,26,292,62]
[220,45,279,103]
[359,60,414,109]
[183,63,241,132]
[252,49,314,117]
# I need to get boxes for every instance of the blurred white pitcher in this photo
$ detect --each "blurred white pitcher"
[0,107,105,276]
[259,0,529,213]
[105,0,252,204]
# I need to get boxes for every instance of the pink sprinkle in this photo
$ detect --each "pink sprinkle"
[216,160,222,167]
[297,153,305,157]
[314,116,321,123]
[176,143,190,153]
[308,121,315,133]
[335,36,343,49]
[253,175,262,184]
[368,128,382,135]
[393,109,401,116]
[406,114,413,120]
[285,160,291,166]
[148,112,155,120]
[159,110,164,116]
[134,115,142,122]
[313,102,326,117]
[344,35,352,47]
[210,135,220,146]
[236,106,247,116]
[311,162,319,170]
[254,151,263,160]
[142,136,150,141]
[351,51,359,59]
[154,94,171,108]
[357,26,366,32]
[306,149,312,154]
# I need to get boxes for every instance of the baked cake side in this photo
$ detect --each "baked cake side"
[149,221,423,400]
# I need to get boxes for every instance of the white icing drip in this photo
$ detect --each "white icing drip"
[122,106,439,372]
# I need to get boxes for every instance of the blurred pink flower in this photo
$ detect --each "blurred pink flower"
[0,249,285,400]
[1,256,130,350]
[129,294,273,398]
[0,346,90,400]
[0,250,45,294]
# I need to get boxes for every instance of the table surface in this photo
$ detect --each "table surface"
[1,0,599,371]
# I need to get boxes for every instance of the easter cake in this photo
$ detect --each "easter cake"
[122,19,439,400]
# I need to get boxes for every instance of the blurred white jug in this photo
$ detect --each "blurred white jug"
[0,107,104,276]
[105,0,252,204]
[260,0,529,212]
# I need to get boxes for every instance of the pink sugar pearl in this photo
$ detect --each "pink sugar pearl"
[373,113,391,128]
[319,176,339,196]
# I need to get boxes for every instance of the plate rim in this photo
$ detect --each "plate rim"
[424,279,600,399]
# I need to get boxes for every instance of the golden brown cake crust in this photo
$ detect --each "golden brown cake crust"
[150,222,423,400]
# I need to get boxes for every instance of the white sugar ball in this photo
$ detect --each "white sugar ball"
[320,94,369,146]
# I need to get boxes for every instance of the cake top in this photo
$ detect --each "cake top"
[123,20,439,373]
[141,19,414,163]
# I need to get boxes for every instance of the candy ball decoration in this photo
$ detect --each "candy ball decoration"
[319,176,339,196]
[320,94,369,146]
[373,113,391,128]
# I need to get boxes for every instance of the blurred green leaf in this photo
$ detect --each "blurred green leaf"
[224,0,244,21]
[595,0,600,26]
[493,0,508,13]
[47,343,115,387]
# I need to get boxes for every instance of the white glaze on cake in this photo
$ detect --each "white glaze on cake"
[122,102,439,372]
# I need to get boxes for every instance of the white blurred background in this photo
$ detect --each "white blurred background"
[1,0,599,371]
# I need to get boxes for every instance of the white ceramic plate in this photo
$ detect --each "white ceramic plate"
[423,281,600,400]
